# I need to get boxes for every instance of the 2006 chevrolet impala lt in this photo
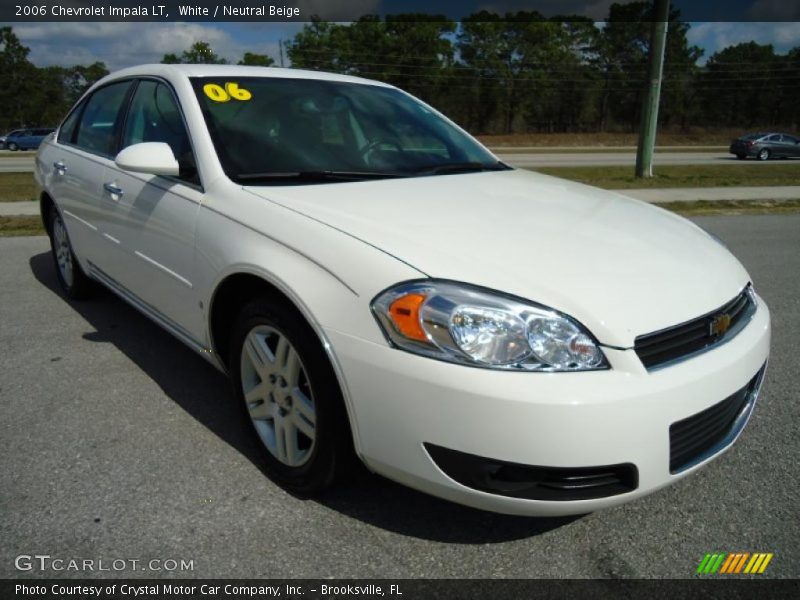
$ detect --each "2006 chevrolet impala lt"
[35,65,770,516]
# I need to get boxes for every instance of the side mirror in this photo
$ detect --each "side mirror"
[115,142,179,177]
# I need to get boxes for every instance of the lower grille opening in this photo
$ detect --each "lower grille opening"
[669,364,766,473]
[424,443,638,501]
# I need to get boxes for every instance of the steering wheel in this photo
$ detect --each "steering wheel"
[360,139,403,165]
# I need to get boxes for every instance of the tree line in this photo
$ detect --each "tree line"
[2,3,798,135]
[284,6,799,134]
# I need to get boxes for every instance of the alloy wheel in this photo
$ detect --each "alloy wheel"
[239,325,317,467]
[52,214,74,288]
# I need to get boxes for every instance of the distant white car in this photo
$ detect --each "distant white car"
[35,65,770,516]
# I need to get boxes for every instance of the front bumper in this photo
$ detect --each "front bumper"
[325,297,770,516]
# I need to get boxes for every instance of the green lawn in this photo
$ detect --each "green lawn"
[0,172,38,201]
[661,199,800,216]
[532,164,800,189]
[0,151,36,158]
[0,216,44,236]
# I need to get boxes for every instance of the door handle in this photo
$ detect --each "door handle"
[53,161,67,173]
[103,182,124,197]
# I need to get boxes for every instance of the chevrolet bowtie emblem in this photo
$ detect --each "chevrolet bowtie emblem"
[710,313,732,337]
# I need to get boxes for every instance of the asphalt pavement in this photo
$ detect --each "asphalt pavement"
[0,153,36,172]
[1,216,798,579]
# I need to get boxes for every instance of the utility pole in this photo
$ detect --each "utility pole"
[279,39,285,68]
[635,0,670,178]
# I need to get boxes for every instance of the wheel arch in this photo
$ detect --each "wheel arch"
[207,269,365,457]
[40,191,56,236]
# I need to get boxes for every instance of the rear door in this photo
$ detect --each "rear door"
[765,134,782,155]
[16,130,33,149]
[98,78,204,339]
[783,135,800,157]
[43,80,135,267]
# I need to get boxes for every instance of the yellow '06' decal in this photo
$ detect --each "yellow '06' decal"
[203,82,252,102]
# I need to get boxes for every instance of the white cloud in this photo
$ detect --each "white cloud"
[8,22,296,70]
[688,22,800,60]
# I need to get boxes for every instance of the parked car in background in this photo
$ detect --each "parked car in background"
[4,127,55,151]
[35,65,770,516]
[730,132,800,161]
[1,129,23,149]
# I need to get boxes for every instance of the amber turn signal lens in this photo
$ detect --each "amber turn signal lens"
[388,293,428,342]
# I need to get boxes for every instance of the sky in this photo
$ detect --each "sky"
[4,21,800,71]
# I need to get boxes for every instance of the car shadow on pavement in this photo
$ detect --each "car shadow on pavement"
[30,251,581,543]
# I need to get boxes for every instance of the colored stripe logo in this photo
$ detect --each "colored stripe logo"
[696,552,773,574]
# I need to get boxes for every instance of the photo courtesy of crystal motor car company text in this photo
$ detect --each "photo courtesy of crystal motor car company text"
[33,54,770,518]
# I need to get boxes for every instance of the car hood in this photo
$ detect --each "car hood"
[244,169,750,347]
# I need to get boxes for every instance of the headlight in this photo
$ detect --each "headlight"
[371,281,608,371]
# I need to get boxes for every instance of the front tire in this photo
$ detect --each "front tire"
[230,298,356,493]
[7,142,18,151]
[48,208,93,299]
[757,148,770,161]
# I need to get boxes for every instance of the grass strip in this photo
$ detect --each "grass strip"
[660,199,800,216]
[0,172,38,201]
[494,147,728,154]
[0,215,45,236]
[532,164,800,189]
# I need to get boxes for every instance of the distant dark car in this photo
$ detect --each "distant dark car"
[730,132,800,161]
[3,128,55,151]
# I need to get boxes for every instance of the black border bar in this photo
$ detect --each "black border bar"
[3,0,800,22]
[3,579,800,600]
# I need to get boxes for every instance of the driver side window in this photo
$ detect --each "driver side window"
[122,80,199,185]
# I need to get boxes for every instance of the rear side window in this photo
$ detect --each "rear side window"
[767,134,781,142]
[75,81,133,156]
[59,101,86,144]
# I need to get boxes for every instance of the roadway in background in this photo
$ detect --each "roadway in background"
[3,149,798,172]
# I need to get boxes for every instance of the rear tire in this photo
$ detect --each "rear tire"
[757,148,770,161]
[48,208,93,299]
[230,298,356,493]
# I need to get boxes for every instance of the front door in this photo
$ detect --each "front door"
[99,79,205,341]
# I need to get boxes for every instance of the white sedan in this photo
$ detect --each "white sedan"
[35,64,770,516]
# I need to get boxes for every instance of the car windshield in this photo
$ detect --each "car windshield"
[191,76,506,184]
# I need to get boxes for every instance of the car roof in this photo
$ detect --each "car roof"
[95,63,394,89]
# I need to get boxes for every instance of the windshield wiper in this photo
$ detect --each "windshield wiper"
[414,161,511,175]
[235,170,407,183]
